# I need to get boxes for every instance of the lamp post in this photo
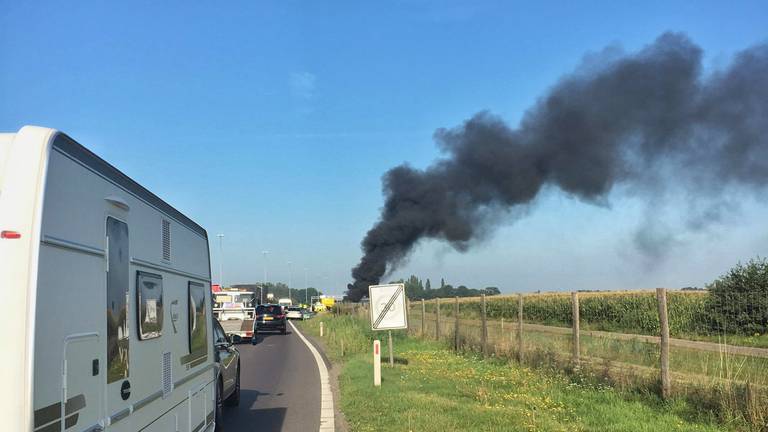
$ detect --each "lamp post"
[261,250,269,304]
[287,261,293,304]
[216,234,225,288]
[304,267,309,305]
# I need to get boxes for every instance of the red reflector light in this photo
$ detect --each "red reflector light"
[1,231,21,239]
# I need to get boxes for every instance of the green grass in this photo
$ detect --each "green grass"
[411,310,768,389]
[298,314,735,432]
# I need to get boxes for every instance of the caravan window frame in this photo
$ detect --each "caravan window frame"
[136,271,164,340]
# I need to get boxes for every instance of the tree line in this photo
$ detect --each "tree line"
[391,275,501,300]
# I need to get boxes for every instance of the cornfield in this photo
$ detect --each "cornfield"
[425,291,754,339]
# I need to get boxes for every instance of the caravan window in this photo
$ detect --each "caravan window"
[137,271,163,340]
[188,282,208,360]
[106,217,130,383]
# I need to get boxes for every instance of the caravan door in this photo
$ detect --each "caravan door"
[62,333,103,431]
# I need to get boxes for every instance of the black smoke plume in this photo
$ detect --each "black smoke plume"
[347,33,768,301]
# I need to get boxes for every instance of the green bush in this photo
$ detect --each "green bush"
[707,257,768,335]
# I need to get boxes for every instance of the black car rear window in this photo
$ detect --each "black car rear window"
[256,305,283,315]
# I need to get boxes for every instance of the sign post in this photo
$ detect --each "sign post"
[369,284,408,383]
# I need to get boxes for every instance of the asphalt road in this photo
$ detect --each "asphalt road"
[221,324,322,432]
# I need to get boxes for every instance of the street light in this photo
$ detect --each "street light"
[261,250,270,304]
[304,267,309,305]
[216,234,225,288]
[287,261,293,304]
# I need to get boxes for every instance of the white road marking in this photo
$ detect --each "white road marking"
[290,321,336,432]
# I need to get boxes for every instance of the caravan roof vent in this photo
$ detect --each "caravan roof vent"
[162,219,171,261]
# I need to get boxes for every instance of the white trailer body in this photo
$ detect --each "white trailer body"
[212,291,255,340]
[0,126,216,431]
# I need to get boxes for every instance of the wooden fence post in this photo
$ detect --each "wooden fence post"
[405,298,410,335]
[517,293,524,363]
[656,288,671,399]
[572,291,580,367]
[421,298,426,337]
[454,297,460,352]
[436,298,441,340]
[481,294,488,358]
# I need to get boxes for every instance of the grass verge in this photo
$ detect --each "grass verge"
[298,314,736,432]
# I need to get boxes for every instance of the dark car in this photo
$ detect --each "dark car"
[253,304,287,341]
[213,317,241,431]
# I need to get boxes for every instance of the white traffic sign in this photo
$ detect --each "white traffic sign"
[369,283,408,330]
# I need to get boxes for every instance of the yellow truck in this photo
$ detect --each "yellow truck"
[312,297,336,312]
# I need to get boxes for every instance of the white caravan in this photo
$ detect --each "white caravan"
[0,126,220,431]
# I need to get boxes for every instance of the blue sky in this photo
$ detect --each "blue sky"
[2,1,767,295]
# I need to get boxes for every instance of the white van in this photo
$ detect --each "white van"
[0,126,220,431]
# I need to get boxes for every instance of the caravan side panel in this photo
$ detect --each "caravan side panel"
[32,132,215,432]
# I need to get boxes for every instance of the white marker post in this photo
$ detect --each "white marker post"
[373,340,381,387]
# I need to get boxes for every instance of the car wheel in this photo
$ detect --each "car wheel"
[252,330,258,345]
[224,367,240,407]
[281,326,287,335]
[214,379,224,431]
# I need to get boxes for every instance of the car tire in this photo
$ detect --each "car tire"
[214,379,224,432]
[224,368,240,407]
[281,326,287,335]
[252,330,258,345]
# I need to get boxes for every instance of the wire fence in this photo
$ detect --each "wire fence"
[394,289,768,429]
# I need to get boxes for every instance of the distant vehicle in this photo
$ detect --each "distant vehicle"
[213,290,255,321]
[301,308,313,320]
[313,301,327,312]
[253,304,287,341]
[321,296,336,309]
[0,126,217,431]
[278,297,293,308]
[213,318,241,428]
[286,306,304,320]
[213,290,255,341]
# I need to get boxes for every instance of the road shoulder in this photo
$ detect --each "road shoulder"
[293,322,350,432]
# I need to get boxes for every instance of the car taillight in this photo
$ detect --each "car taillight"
[276,314,285,319]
